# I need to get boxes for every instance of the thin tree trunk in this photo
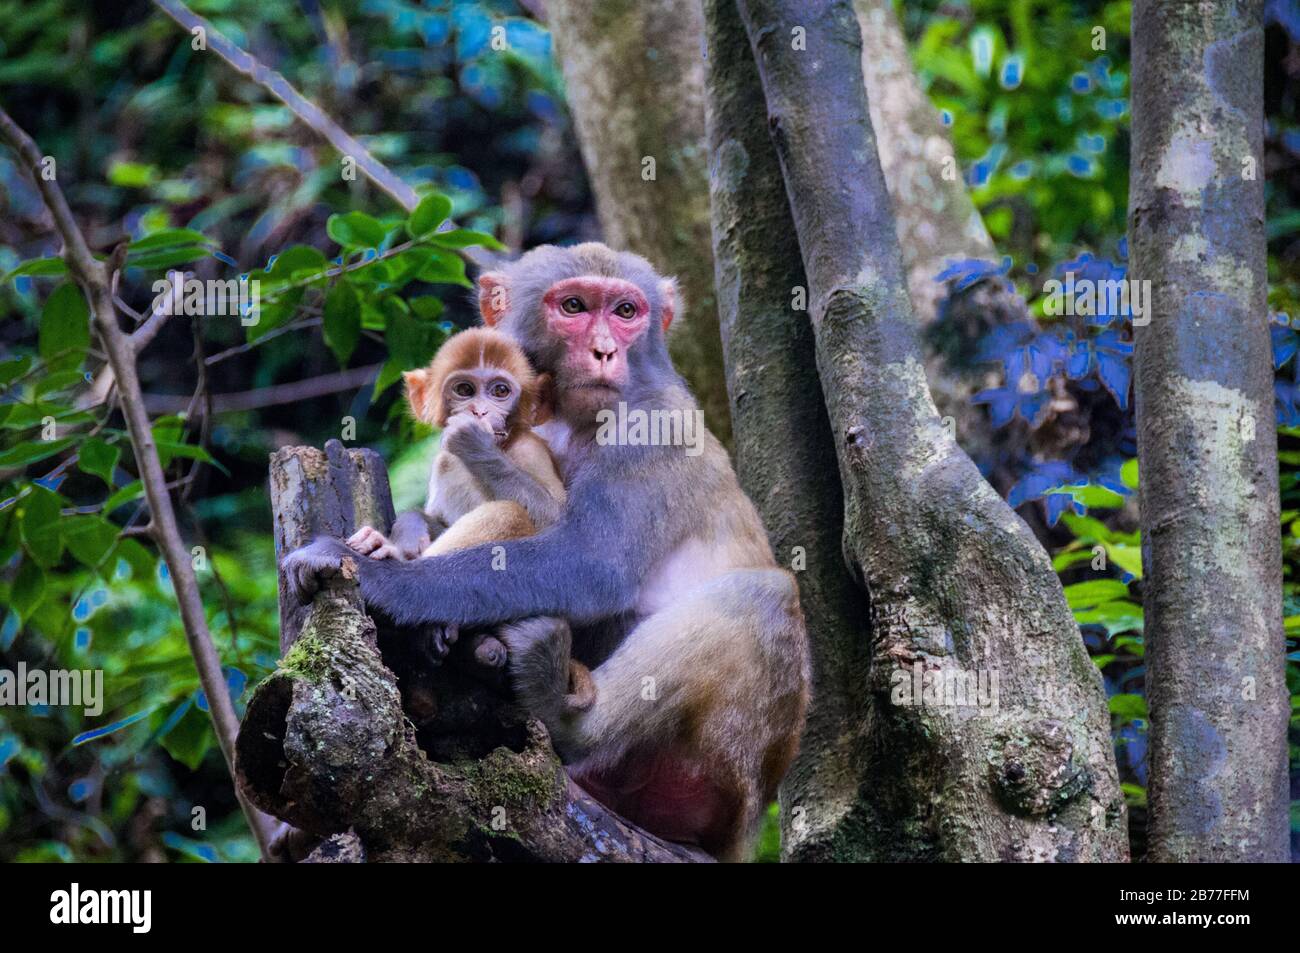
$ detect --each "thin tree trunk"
[1130,0,1288,862]
[718,0,1126,860]
[852,0,996,328]
[546,0,731,446]
[703,0,872,860]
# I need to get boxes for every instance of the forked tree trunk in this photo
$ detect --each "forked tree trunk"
[546,0,731,446]
[236,440,706,862]
[708,0,1127,860]
[1129,0,1288,862]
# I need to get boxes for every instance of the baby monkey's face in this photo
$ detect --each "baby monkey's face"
[442,367,520,440]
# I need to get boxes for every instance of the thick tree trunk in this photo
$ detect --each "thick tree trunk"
[546,0,731,447]
[237,441,707,862]
[1129,0,1288,862]
[714,0,1126,860]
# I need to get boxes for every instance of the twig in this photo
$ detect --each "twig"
[0,103,277,860]
[143,363,382,414]
[150,0,419,213]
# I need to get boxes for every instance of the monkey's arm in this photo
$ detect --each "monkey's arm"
[284,471,659,627]
[443,418,564,529]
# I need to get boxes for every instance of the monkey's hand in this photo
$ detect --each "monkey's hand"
[346,525,405,561]
[281,536,354,604]
[441,413,497,459]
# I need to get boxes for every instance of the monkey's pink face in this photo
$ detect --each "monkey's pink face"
[543,277,650,399]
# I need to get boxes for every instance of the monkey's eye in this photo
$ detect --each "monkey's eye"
[613,301,637,320]
[560,296,585,314]
[452,381,475,398]
[490,382,512,400]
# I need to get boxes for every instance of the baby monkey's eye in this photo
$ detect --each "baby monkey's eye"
[490,382,512,400]
[561,296,585,314]
[452,381,475,398]
[614,301,637,319]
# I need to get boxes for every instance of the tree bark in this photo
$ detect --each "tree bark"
[237,442,708,862]
[718,0,1127,860]
[852,0,996,328]
[704,0,873,860]
[547,0,731,447]
[1129,0,1288,862]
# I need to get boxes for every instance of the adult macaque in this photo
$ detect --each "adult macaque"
[284,243,810,860]
[348,326,565,667]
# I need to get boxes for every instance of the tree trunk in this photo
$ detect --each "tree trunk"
[236,441,707,862]
[852,0,996,328]
[715,0,1127,860]
[703,0,873,860]
[546,0,731,447]
[1129,0,1288,862]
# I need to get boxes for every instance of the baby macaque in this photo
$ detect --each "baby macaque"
[348,327,566,666]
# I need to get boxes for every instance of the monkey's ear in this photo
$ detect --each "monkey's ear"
[533,373,555,426]
[658,278,678,333]
[403,368,436,423]
[478,272,509,326]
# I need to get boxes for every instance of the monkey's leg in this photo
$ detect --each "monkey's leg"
[500,568,806,859]
[423,501,536,556]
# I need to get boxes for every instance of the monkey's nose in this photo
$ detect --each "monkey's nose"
[592,346,617,366]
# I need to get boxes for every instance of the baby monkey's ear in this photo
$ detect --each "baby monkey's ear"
[403,368,437,424]
[532,373,556,426]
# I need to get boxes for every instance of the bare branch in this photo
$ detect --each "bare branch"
[143,363,382,415]
[149,0,420,213]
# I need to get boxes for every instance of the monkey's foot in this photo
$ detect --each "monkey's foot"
[347,525,404,560]
[416,622,460,666]
[471,633,508,669]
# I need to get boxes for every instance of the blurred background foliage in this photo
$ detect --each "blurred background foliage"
[0,0,1296,862]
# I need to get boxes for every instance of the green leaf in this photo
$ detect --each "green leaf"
[103,480,144,515]
[417,248,470,287]
[18,485,62,567]
[327,211,390,248]
[1120,458,1139,490]
[1103,542,1143,580]
[158,702,214,771]
[429,227,506,251]
[127,228,215,252]
[78,438,120,487]
[1108,693,1148,724]
[266,245,329,282]
[0,355,34,386]
[125,247,213,271]
[9,556,46,621]
[4,257,67,281]
[0,437,75,469]
[38,282,90,365]
[107,160,159,188]
[1062,578,1129,608]
[323,282,361,365]
[63,516,120,569]
[406,193,453,239]
[1074,600,1144,637]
